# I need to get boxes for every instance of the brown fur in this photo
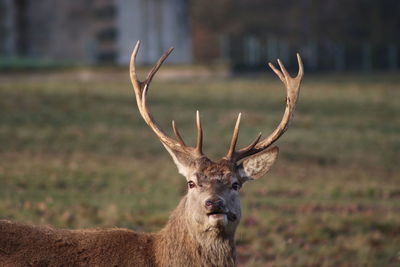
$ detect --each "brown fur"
[155,197,235,267]
[0,220,156,266]
[0,198,234,267]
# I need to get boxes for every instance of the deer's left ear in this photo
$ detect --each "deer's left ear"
[237,146,279,183]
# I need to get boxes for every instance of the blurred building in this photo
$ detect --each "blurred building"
[0,0,192,64]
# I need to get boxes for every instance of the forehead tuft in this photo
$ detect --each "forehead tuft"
[194,157,235,182]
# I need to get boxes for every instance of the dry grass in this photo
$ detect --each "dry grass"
[0,70,399,266]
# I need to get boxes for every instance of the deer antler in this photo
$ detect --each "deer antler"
[226,54,304,162]
[130,41,203,157]
[131,41,302,163]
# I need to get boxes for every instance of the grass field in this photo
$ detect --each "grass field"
[0,69,399,266]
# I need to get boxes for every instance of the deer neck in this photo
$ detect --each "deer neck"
[155,196,236,267]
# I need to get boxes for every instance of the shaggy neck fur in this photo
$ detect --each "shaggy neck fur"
[154,196,236,267]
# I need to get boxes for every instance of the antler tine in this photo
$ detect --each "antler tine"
[226,113,241,159]
[231,54,303,162]
[296,53,304,78]
[172,120,186,146]
[130,41,144,115]
[144,47,174,86]
[196,110,203,155]
[232,132,262,160]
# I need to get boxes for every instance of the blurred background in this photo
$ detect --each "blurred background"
[1,0,400,71]
[0,0,399,266]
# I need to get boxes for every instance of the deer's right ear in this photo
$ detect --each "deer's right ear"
[237,146,279,183]
[163,145,193,177]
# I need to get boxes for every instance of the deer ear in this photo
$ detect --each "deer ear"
[238,146,279,182]
[163,144,193,178]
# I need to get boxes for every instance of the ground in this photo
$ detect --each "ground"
[0,69,399,266]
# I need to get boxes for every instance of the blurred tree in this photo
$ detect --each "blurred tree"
[191,0,400,71]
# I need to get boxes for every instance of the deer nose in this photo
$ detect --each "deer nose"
[204,197,225,210]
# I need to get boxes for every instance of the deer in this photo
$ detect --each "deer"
[0,41,303,266]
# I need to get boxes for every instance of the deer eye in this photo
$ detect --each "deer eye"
[187,181,196,189]
[232,182,240,191]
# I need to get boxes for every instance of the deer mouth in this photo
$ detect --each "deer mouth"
[207,211,228,227]
[207,211,237,222]
[207,211,226,219]
[207,211,225,216]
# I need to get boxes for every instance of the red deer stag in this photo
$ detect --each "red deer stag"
[0,41,303,266]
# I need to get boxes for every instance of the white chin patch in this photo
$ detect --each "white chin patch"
[208,214,228,227]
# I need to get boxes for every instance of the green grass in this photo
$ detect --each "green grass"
[0,70,399,266]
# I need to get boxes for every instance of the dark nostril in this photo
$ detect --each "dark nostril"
[205,200,213,208]
[205,198,225,210]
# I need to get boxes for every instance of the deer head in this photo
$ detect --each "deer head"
[129,41,303,236]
